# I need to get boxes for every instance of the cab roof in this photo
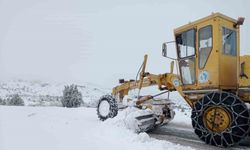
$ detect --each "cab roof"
[174,12,237,34]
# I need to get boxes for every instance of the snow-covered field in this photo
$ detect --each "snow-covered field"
[0,106,193,150]
[0,80,194,149]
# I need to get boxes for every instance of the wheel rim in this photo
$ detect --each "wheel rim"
[203,106,231,133]
[99,100,110,117]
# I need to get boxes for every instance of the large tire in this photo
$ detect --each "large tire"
[191,92,250,147]
[97,95,118,121]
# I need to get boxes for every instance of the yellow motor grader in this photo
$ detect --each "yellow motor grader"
[96,13,250,147]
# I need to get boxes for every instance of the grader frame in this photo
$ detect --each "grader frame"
[110,13,250,147]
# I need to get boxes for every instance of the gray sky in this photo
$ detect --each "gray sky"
[0,0,249,87]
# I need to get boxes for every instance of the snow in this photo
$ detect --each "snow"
[109,107,154,132]
[0,106,194,150]
[0,80,194,149]
[171,108,192,128]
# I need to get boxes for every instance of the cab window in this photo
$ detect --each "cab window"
[198,26,212,68]
[179,58,196,84]
[176,29,196,58]
[222,27,236,56]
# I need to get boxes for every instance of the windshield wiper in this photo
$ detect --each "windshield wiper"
[225,31,233,39]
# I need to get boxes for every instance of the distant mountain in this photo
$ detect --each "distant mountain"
[0,79,110,107]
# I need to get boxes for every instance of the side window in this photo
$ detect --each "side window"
[198,26,212,69]
[222,27,237,56]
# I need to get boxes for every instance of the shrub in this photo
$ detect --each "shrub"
[0,97,6,105]
[61,84,83,108]
[7,94,24,106]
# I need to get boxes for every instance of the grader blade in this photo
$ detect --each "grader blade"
[135,113,156,132]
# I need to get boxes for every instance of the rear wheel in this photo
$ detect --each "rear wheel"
[191,92,250,147]
[97,95,118,121]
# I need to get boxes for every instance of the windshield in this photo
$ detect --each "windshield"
[176,29,196,58]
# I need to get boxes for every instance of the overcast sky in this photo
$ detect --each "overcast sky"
[0,0,249,87]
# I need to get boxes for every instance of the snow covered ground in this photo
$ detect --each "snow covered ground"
[0,106,193,150]
[0,80,194,149]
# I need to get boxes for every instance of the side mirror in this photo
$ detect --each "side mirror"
[161,41,177,60]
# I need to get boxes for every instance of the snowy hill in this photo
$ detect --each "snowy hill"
[0,79,190,110]
[0,79,110,107]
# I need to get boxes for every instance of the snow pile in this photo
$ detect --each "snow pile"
[104,106,192,132]
[0,106,194,150]
[105,107,154,132]
[90,107,194,150]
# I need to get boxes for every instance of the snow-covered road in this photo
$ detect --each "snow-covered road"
[0,106,194,150]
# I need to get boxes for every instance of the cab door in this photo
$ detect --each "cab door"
[176,29,196,86]
[219,25,238,88]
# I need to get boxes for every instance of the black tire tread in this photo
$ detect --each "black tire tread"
[97,95,118,121]
[191,91,250,147]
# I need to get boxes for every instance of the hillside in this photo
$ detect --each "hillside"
[0,79,109,107]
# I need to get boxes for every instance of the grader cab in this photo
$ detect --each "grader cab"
[96,13,250,147]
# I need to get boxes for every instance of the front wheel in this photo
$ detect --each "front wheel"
[97,95,118,121]
[191,92,250,147]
